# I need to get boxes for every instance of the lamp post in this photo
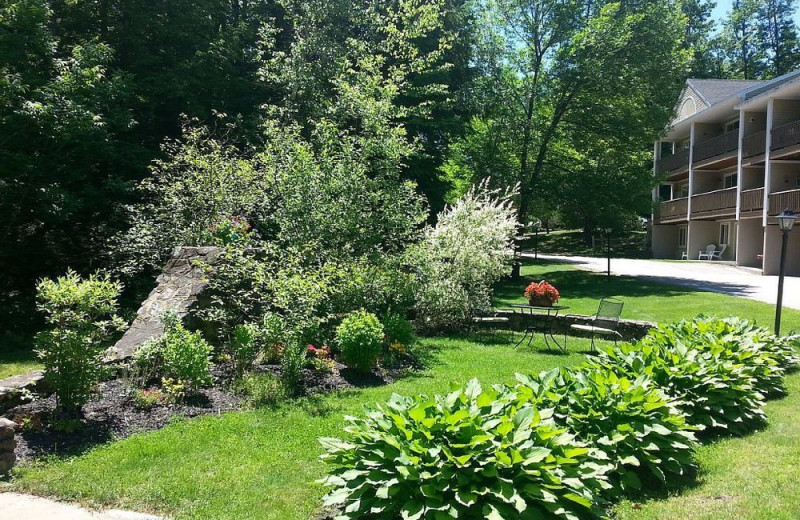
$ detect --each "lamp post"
[533,220,541,260]
[774,209,797,336]
[604,228,613,280]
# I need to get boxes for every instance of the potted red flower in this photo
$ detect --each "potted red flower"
[523,280,560,307]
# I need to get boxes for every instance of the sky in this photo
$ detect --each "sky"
[711,0,800,28]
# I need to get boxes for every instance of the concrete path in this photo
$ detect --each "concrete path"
[0,492,163,520]
[527,254,800,311]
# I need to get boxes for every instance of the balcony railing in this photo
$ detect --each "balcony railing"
[655,197,688,223]
[768,189,800,214]
[691,187,737,218]
[740,188,764,214]
[693,130,739,163]
[655,149,689,175]
[742,131,766,158]
[771,120,800,151]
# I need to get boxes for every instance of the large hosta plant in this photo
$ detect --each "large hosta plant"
[319,379,613,520]
[514,367,697,493]
[588,339,765,436]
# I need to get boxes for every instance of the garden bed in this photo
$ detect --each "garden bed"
[4,358,416,465]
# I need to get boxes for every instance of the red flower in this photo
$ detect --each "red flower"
[523,280,560,303]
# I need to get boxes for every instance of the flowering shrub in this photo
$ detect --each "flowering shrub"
[410,180,519,332]
[307,344,336,373]
[207,216,252,246]
[524,280,560,305]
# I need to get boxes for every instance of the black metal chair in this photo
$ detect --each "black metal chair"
[564,298,624,352]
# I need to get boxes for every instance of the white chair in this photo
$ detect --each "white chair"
[710,243,727,260]
[698,244,716,260]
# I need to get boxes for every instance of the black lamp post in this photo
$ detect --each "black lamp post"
[604,228,613,280]
[774,209,796,336]
[532,220,541,260]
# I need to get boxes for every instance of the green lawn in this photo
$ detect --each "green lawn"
[0,337,40,380]
[7,262,800,519]
[9,336,594,520]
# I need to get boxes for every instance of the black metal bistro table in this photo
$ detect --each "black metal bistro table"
[510,304,569,352]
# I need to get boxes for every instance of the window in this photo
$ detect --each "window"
[679,226,687,247]
[678,184,689,198]
[724,173,738,189]
[725,120,740,133]
[719,223,730,246]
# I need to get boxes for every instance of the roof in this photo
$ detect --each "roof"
[686,78,765,107]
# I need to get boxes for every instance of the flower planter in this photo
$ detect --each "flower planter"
[528,297,554,307]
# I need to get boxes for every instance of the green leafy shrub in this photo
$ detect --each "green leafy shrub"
[35,270,125,410]
[232,373,286,408]
[515,368,697,493]
[280,340,306,395]
[134,313,214,397]
[229,323,263,375]
[382,312,416,348]
[319,379,612,520]
[336,310,384,372]
[588,337,765,436]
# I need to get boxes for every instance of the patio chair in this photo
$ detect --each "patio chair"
[710,243,727,260]
[564,298,624,352]
[698,244,716,260]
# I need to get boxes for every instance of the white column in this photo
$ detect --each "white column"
[735,109,746,265]
[736,109,745,221]
[687,123,696,247]
[763,99,774,227]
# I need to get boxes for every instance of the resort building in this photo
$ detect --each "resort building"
[653,71,800,276]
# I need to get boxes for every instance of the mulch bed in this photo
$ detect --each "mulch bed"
[4,357,418,464]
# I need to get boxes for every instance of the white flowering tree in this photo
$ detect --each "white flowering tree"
[411,180,519,333]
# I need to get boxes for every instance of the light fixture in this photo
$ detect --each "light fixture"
[777,209,797,232]
[775,209,797,335]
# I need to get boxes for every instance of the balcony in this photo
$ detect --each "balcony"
[771,120,800,152]
[690,187,737,219]
[655,149,689,176]
[740,188,764,216]
[693,130,739,164]
[768,189,800,214]
[742,131,766,159]
[655,197,688,224]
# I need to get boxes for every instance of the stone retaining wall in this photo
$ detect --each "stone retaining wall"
[109,246,222,361]
[0,418,16,475]
[493,310,655,342]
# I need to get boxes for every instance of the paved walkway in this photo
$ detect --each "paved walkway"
[528,254,800,310]
[0,492,163,520]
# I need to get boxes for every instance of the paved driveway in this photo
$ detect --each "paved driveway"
[528,254,800,311]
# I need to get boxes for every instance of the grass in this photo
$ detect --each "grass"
[613,373,800,520]
[0,336,40,380]
[10,335,595,520]
[8,261,800,519]
[494,260,800,332]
